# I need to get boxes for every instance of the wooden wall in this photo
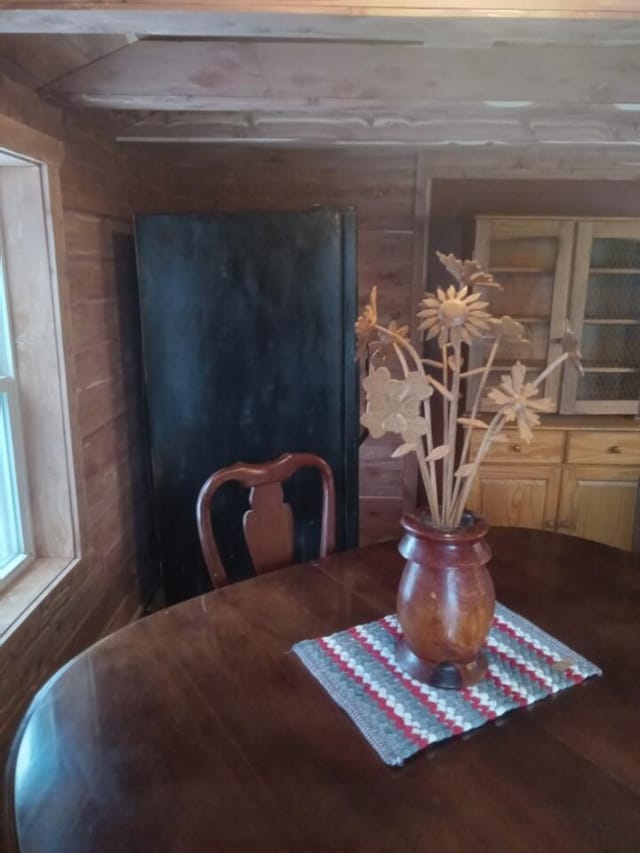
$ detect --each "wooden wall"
[151,144,421,544]
[0,81,161,772]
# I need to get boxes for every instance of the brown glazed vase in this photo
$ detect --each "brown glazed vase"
[395,511,495,689]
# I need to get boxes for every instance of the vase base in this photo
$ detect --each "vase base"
[395,639,488,689]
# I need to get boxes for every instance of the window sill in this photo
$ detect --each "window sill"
[0,556,77,641]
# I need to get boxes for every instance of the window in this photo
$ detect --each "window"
[0,153,78,639]
[0,239,32,580]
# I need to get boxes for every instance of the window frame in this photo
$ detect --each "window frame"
[0,236,34,584]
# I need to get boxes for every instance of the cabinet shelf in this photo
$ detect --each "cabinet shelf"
[488,267,551,274]
[583,318,640,325]
[582,366,639,374]
[488,360,547,372]
[589,268,640,275]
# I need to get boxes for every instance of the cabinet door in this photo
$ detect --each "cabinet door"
[561,220,640,415]
[469,217,574,412]
[467,464,561,531]
[557,465,640,551]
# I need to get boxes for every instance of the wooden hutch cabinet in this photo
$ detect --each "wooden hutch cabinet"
[467,421,640,551]
[466,216,640,551]
[470,216,640,415]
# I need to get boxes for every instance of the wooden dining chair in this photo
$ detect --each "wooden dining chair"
[196,452,336,588]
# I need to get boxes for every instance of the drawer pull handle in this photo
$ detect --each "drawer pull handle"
[608,445,622,454]
[512,444,522,452]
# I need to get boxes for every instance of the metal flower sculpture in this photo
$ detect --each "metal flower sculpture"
[357,252,582,528]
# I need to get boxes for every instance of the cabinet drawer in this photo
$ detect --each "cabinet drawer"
[566,431,640,465]
[469,430,565,463]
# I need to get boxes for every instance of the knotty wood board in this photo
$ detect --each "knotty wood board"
[41,41,640,111]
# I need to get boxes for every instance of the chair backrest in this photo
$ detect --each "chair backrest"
[196,452,336,588]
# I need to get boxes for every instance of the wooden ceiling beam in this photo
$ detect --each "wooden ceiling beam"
[3,12,640,45]
[40,41,640,112]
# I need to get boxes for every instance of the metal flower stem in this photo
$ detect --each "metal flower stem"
[533,351,569,388]
[444,340,463,525]
[390,340,441,525]
[450,336,500,512]
[440,345,450,520]
[451,411,507,526]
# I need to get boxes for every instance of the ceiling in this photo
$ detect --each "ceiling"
[2,4,640,169]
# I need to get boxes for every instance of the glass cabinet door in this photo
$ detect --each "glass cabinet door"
[468,217,573,412]
[560,221,640,415]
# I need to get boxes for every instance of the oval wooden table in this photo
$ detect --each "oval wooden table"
[5,529,640,853]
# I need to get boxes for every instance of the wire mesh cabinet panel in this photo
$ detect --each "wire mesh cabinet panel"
[561,220,640,415]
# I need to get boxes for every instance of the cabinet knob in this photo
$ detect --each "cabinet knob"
[511,444,522,453]
[543,520,555,530]
[558,519,571,530]
[608,445,622,454]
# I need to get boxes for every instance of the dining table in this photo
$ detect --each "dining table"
[4,528,640,852]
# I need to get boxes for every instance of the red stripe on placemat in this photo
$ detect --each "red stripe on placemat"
[460,687,497,720]
[493,614,583,685]
[347,627,464,735]
[486,671,529,707]
[377,620,496,721]
[380,615,538,708]
[316,637,430,749]
[485,638,551,692]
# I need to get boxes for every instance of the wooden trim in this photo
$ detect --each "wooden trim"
[403,150,429,511]
[634,477,640,555]
[560,220,590,414]
[545,220,574,407]
[112,103,640,146]
[41,165,85,554]
[4,3,640,21]
[0,112,63,167]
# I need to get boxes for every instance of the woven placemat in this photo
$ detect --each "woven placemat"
[293,603,601,766]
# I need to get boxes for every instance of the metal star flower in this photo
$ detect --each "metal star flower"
[487,361,555,443]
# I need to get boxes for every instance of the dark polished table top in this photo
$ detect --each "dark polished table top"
[5,529,640,853]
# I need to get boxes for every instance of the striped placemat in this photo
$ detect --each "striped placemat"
[293,603,601,766]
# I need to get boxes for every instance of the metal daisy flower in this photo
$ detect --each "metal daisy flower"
[360,367,431,442]
[417,284,493,348]
[486,361,555,443]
